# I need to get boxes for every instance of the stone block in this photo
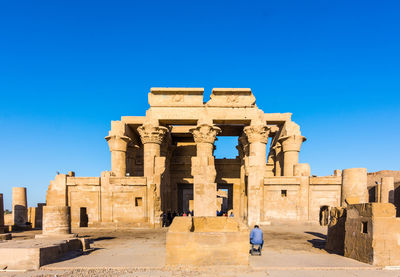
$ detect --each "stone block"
[149,88,204,107]
[166,216,249,266]
[0,238,88,270]
[206,88,256,107]
[343,203,400,266]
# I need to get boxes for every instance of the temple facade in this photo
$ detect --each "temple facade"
[46,88,345,228]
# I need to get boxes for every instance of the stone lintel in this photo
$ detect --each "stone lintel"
[206,88,255,107]
[121,116,146,125]
[149,87,204,107]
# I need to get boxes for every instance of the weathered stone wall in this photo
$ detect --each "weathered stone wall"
[325,207,346,254]
[344,203,400,266]
[263,176,341,221]
[47,174,147,227]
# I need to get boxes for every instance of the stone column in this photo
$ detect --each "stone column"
[105,135,131,177]
[12,187,28,227]
[237,134,249,221]
[244,124,270,226]
[294,163,311,220]
[0,193,4,230]
[341,168,368,206]
[272,143,283,176]
[190,123,221,217]
[41,206,73,237]
[380,177,394,204]
[279,135,306,176]
[138,123,168,226]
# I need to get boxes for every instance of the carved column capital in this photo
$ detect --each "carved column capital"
[243,125,270,144]
[190,124,221,144]
[105,135,131,152]
[278,135,306,152]
[137,124,168,145]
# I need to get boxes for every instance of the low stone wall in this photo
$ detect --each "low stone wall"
[0,238,89,270]
[166,217,249,266]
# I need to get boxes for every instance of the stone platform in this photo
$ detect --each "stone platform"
[166,216,249,266]
[0,237,90,270]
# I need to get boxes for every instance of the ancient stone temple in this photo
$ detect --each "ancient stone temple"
[46,88,346,228]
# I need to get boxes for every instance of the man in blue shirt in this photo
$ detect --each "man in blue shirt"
[250,225,264,249]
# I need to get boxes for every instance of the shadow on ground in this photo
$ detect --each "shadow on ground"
[305,231,327,250]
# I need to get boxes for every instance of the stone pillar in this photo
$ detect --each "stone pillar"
[138,123,168,226]
[0,193,4,231]
[243,124,270,226]
[12,187,28,227]
[41,206,72,237]
[272,143,283,176]
[279,135,306,176]
[341,168,368,206]
[294,163,311,220]
[105,135,131,177]
[237,135,249,221]
[190,123,221,217]
[380,177,394,204]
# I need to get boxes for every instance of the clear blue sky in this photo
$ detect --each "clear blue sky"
[0,0,399,210]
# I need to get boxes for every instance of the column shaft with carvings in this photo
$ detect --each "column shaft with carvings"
[138,123,168,226]
[279,135,306,176]
[190,123,221,217]
[243,124,270,226]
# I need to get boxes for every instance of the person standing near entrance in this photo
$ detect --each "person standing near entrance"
[250,225,264,249]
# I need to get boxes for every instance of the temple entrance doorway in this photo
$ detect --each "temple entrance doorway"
[217,183,233,214]
[178,183,193,214]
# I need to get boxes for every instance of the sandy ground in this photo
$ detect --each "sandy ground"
[1,222,399,276]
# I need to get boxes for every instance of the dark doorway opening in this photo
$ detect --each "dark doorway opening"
[80,207,88,227]
[178,183,193,214]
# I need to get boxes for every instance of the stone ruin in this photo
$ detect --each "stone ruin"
[1,87,399,268]
[0,187,89,269]
[45,88,347,228]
